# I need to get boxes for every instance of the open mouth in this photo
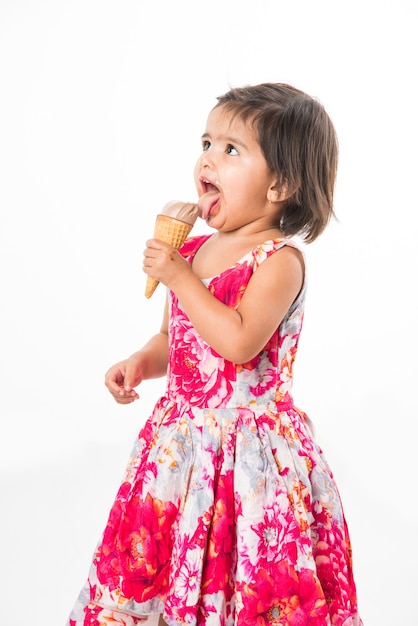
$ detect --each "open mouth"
[198,177,221,220]
[200,177,220,194]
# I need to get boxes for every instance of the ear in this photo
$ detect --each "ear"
[267,181,290,203]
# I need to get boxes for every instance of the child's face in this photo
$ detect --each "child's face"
[194,105,278,233]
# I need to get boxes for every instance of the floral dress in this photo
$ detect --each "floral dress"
[68,236,362,626]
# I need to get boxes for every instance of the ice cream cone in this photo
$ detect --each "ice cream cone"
[145,214,194,298]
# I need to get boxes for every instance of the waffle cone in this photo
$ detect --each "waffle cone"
[145,214,194,298]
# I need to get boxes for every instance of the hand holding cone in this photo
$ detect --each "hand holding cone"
[145,201,198,298]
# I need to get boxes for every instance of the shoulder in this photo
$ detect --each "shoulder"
[252,238,304,268]
[250,238,305,297]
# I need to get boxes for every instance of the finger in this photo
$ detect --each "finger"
[115,385,138,399]
[110,392,138,405]
[105,374,124,395]
[146,238,164,248]
[143,251,155,268]
[123,366,141,393]
[142,249,158,273]
[143,245,157,258]
[105,365,129,395]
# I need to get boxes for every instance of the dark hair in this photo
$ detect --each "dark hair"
[216,83,338,243]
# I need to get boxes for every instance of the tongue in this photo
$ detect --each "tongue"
[198,191,220,220]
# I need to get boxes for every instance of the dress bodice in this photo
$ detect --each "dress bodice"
[166,235,305,410]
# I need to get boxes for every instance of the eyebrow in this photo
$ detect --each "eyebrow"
[201,132,248,149]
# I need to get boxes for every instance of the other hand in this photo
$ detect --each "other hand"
[104,357,143,404]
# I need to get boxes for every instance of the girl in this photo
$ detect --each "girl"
[68,83,362,626]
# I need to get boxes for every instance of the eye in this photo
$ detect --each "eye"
[202,139,211,151]
[226,143,239,155]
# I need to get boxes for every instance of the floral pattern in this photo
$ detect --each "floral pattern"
[68,236,362,626]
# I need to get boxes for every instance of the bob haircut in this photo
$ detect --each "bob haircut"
[215,83,339,243]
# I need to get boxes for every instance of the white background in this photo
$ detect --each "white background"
[1,1,416,624]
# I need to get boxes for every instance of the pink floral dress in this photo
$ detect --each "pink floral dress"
[68,236,362,626]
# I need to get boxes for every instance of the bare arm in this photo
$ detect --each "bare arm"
[105,299,169,404]
[143,240,303,364]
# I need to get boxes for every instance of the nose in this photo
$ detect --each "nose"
[198,148,214,170]
[194,148,215,187]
